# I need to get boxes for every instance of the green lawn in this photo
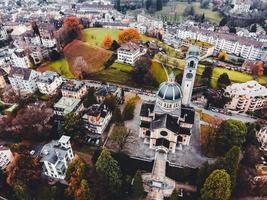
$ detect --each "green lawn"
[48,59,74,78]
[151,61,168,84]
[175,2,222,24]
[83,28,155,47]
[110,62,134,72]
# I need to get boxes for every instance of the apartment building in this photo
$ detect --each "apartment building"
[225,81,267,113]
[10,48,32,68]
[256,126,267,151]
[176,26,266,61]
[0,146,13,170]
[82,104,112,136]
[37,71,62,95]
[61,79,87,99]
[40,135,74,180]
[8,67,40,94]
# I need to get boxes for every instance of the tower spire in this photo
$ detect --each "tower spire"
[168,71,175,83]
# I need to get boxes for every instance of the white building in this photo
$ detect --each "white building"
[176,27,266,61]
[95,85,122,103]
[8,67,40,94]
[117,42,142,65]
[231,0,251,14]
[257,127,267,151]
[54,97,83,120]
[82,104,112,136]
[10,48,31,68]
[0,146,13,170]
[0,24,8,41]
[61,79,87,99]
[37,71,62,95]
[137,14,163,30]
[40,135,74,180]
[225,81,267,113]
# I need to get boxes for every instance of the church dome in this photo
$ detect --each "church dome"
[157,72,182,101]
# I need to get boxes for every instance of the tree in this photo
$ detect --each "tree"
[112,107,123,124]
[215,119,247,155]
[103,95,117,111]
[76,179,93,200]
[156,0,162,11]
[13,181,31,200]
[122,100,136,121]
[132,170,144,198]
[201,66,213,86]
[169,189,180,200]
[132,57,152,85]
[118,28,140,44]
[110,124,134,151]
[95,149,122,191]
[183,5,195,16]
[200,0,210,8]
[102,35,113,49]
[110,40,120,51]
[219,18,227,26]
[218,51,227,61]
[217,73,231,89]
[250,23,257,32]
[63,112,84,141]
[214,146,240,190]
[245,122,261,146]
[201,169,231,200]
[83,88,97,108]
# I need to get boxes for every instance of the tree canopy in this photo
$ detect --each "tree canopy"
[215,119,247,154]
[217,73,231,89]
[118,28,140,44]
[132,170,144,198]
[201,169,231,200]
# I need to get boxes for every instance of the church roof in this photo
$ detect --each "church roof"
[150,114,181,134]
[180,106,195,124]
[140,101,155,117]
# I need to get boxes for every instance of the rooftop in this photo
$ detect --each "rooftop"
[54,97,81,113]
[37,71,60,84]
[61,79,85,92]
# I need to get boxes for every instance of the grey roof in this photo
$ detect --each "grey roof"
[140,101,155,117]
[95,85,118,97]
[9,67,33,81]
[150,114,181,135]
[180,106,195,124]
[37,71,60,84]
[61,79,85,92]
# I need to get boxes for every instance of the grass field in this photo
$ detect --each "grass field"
[48,59,74,78]
[150,61,168,84]
[110,62,134,72]
[83,28,154,47]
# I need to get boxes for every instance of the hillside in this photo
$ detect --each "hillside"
[63,39,112,77]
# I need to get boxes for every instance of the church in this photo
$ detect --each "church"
[139,46,200,153]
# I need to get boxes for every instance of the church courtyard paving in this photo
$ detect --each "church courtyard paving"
[124,98,213,168]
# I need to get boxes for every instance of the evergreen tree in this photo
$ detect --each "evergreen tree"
[219,17,227,26]
[103,95,117,111]
[122,101,136,121]
[63,112,84,140]
[112,107,123,124]
[78,179,94,200]
[201,66,213,86]
[96,149,122,191]
[169,189,180,200]
[132,170,144,198]
[201,169,231,200]
[217,73,231,89]
[83,88,97,108]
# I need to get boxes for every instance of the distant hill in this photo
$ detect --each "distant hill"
[63,39,112,77]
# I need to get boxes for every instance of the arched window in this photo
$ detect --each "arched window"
[189,60,195,68]
[146,130,151,136]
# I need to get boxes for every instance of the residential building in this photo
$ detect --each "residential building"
[10,48,32,68]
[61,79,87,99]
[8,67,40,94]
[40,135,74,180]
[225,81,267,113]
[0,146,13,170]
[95,84,122,103]
[117,42,142,65]
[0,68,8,88]
[231,0,251,14]
[137,14,163,30]
[82,104,112,136]
[0,24,8,41]
[256,126,267,151]
[176,26,266,61]
[54,97,83,120]
[37,71,62,95]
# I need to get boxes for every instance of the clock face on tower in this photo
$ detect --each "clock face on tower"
[186,72,193,79]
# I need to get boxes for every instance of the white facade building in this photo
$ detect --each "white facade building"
[37,71,62,95]
[257,127,267,151]
[54,97,83,118]
[231,0,251,14]
[0,146,13,170]
[225,81,267,113]
[10,49,31,68]
[8,67,40,94]
[176,27,266,61]
[0,25,8,41]
[40,135,74,180]
[117,42,142,65]
[137,14,163,30]
[82,104,112,136]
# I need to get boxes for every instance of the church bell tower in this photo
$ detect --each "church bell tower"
[181,45,200,106]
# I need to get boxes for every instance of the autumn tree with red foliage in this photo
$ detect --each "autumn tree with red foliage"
[118,28,140,44]
[57,16,84,47]
[251,61,264,78]
[102,35,113,49]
